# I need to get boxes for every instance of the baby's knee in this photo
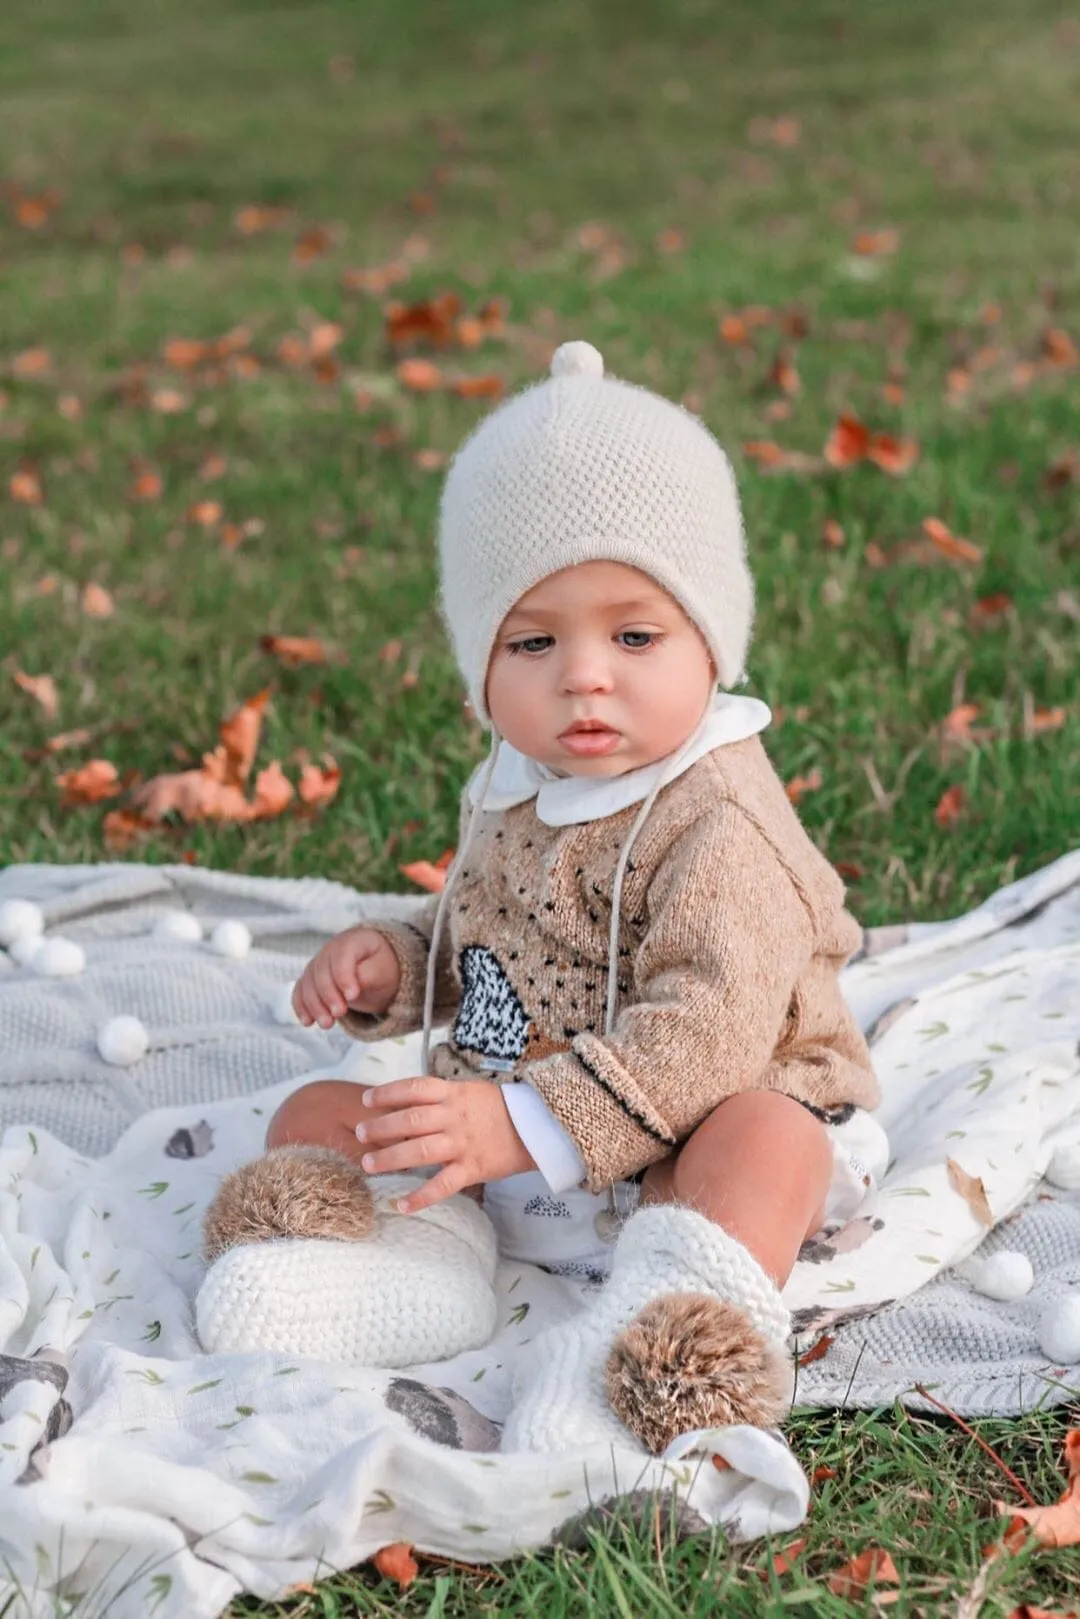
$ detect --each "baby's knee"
[701,1090,832,1183]
[265,1079,367,1155]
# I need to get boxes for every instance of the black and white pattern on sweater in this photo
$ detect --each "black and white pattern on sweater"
[453,945,531,1064]
[522,1193,573,1219]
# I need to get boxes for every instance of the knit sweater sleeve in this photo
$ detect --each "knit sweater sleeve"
[523,803,819,1191]
[339,892,460,1042]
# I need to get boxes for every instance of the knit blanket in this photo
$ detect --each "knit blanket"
[1,852,1079,1618]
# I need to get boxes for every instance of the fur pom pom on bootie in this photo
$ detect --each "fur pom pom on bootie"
[203,1145,376,1259]
[195,1149,499,1368]
[501,1203,793,1456]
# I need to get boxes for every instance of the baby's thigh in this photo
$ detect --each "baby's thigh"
[265,1078,368,1163]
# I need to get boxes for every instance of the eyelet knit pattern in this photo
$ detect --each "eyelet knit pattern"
[500,1203,793,1454]
[437,341,754,723]
[195,1176,499,1367]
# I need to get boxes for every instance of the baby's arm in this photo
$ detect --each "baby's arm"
[520,803,838,1192]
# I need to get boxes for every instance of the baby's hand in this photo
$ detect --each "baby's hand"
[353,1077,535,1212]
[292,927,401,1030]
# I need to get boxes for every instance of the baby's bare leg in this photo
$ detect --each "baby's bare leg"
[639,1091,832,1287]
[265,1079,371,1165]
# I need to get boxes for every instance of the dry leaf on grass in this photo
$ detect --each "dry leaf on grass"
[10,469,43,505]
[785,767,822,804]
[996,1429,1080,1548]
[934,784,966,828]
[259,635,330,667]
[81,582,115,618]
[922,517,983,565]
[14,670,59,718]
[297,756,341,807]
[826,1547,901,1597]
[371,1542,419,1589]
[56,760,123,805]
[946,1157,994,1226]
[400,848,455,892]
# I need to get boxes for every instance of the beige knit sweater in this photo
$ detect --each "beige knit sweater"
[344,736,880,1193]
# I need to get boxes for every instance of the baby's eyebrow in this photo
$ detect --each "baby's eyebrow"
[501,598,667,627]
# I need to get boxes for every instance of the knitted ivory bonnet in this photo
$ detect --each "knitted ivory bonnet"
[437,340,753,725]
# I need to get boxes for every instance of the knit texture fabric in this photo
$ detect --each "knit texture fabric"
[500,1203,791,1453]
[345,737,879,1192]
[437,340,753,723]
[196,1173,499,1366]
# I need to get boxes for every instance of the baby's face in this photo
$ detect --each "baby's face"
[485,561,716,777]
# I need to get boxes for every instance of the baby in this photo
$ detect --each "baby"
[237,341,888,1449]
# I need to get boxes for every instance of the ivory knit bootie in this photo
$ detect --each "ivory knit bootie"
[500,1204,793,1455]
[195,1156,499,1368]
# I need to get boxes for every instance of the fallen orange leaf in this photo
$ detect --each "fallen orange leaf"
[400,848,455,892]
[309,321,345,357]
[13,347,51,377]
[42,727,92,752]
[251,761,294,818]
[971,592,1013,623]
[824,415,870,468]
[768,351,800,395]
[293,225,334,264]
[995,1429,1080,1548]
[10,468,43,505]
[188,501,223,528]
[259,634,329,667]
[1042,328,1078,368]
[385,291,463,348]
[14,670,59,718]
[297,755,341,808]
[785,767,822,804]
[934,784,966,828]
[82,582,115,618]
[742,440,786,467]
[371,1543,419,1590]
[946,1157,994,1226]
[797,1333,834,1366]
[765,1537,806,1576]
[234,204,289,235]
[851,228,900,256]
[151,389,188,414]
[822,519,845,549]
[56,759,122,805]
[921,517,983,565]
[451,373,505,399]
[719,315,750,346]
[867,432,919,475]
[128,465,163,501]
[826,1548,901,1597]
[102,807,154,852]
[199,452,229,481]
[218,689,272,784]
[163,338,208,370]
[942,703,981,742]
[1029,707,1066,734]
[397,357,444,392]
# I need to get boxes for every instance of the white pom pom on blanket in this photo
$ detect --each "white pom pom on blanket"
[1039,1295,1080,1365]
[965,1251,1034,1302]
[97,1016,150,1067]
[153,912,203,943]
[208,920,251,959]
[0,899,44,947]
[31,937,86,978]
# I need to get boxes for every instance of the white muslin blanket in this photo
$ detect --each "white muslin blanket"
[1,851,1079,1618]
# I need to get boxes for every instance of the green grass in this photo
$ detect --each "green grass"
[2,0,1079,1611]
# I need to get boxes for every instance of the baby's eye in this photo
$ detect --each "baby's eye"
[506,635,553,656]
[617,630,660,650]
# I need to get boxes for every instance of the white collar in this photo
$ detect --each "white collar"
[467,692,771,827]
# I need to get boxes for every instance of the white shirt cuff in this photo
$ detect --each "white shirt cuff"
[500,1083,586,1194]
